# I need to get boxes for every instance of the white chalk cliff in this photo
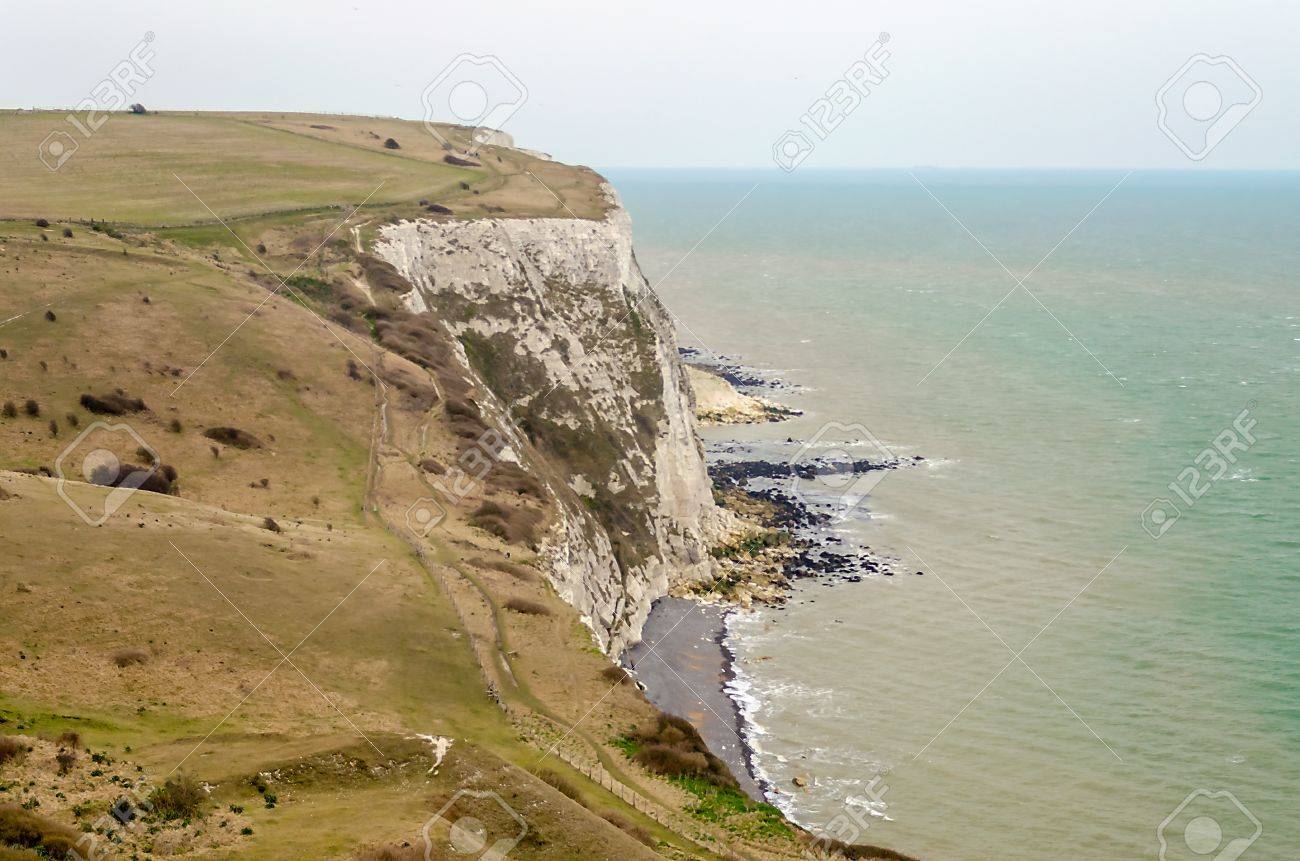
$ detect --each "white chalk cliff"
[374,187,732,655]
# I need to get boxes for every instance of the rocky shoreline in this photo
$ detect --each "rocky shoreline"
[632,355,927,809]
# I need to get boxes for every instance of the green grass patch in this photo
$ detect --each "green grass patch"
[672,775,793,840]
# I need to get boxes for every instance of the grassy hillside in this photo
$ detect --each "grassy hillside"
[1,111,607,224]
[0,111,911,861]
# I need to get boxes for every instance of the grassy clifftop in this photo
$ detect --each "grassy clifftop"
[1,111,608,224]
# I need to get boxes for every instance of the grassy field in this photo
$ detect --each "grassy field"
[0,111,607,224]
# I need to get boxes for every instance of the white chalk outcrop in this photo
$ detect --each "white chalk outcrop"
[374,187,733,655]
[685,366,800,425]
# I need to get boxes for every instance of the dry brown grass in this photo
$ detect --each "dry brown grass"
[0,737,30,768]
[111,647,150,668]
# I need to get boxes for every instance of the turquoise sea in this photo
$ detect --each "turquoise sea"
[607,169,1299,860]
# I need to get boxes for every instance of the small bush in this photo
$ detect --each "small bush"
[624,714,736,788]
[353,846,422,861]
[262,517,281,533]
[150,773,206,821]
[35,219,49,228]
[486,461,544,499]
[468,500,543,546]
[504,597,550,616]
[2,402,15,419]
[535,769,580,800]
[382,137,400,149]
[55,749,77,775]
[0,737,31,767]
[256,243,267,254]
[79,393,146,415]
[168,418,182,433]
[62,228,73,238]
[202,427,262,449]
[43,310,55,322]
[112,648,149,668]
[0,804,78,858]
[47,420,58,437]
[601,811,655,847]
[601,665,632,685]
[65,413,79,428]
[55,731,80,749]
[475,558,535,582]
[22,400,38,417]
[634,744,711,778]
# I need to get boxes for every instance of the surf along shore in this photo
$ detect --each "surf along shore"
[627,353,922,811]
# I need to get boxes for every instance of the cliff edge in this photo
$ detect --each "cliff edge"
[375,187,734,654]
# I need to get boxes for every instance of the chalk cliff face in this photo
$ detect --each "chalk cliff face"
[374,188,731,654]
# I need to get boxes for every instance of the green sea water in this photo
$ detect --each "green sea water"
[606,169,1299,860]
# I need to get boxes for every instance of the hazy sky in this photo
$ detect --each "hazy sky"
[3,0,1296,169]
